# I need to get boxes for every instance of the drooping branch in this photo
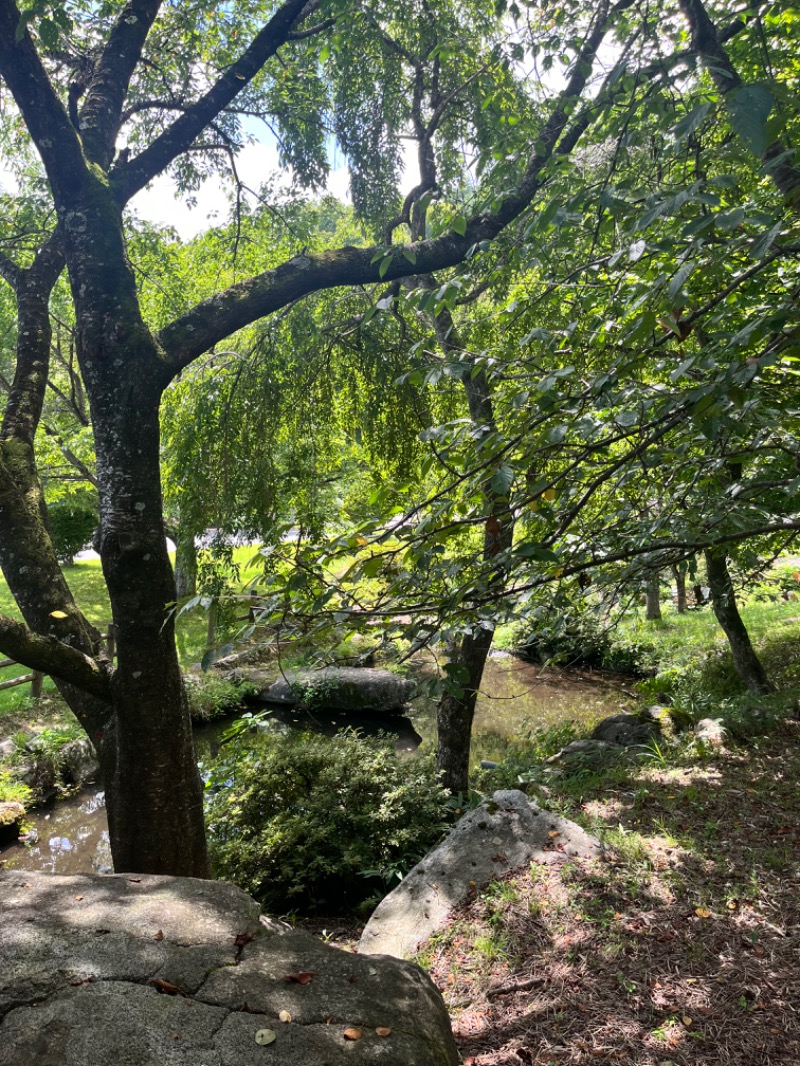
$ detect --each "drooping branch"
[79,0,164,168]
[112,0,311,203]
[159,3,627,375]
[0,614,111,700]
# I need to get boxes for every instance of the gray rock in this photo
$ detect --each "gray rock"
[0,802,24,845]
[695,717,727,746]
[0,871,457,1066]
[359,789,604,959]
[261,667,414,712]
[591,712,660,747]
[0,738,16,758]
[60,738,100,787]
[16,757,57,803]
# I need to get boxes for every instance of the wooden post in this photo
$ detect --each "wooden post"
[31,671,43,699]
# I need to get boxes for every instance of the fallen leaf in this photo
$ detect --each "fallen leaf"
[128,877,142,883]
[682,1016,693,1027]
[343,1027,363,1041]
[234,931,254,949]
[74,895,84,901]
[69,977,95,987]
[348,975,358,984]
[548,830,560,839]
[151,978,186,997]
[50,610,68,619]
[695,907,712,919]
[375,1027,392,1037]
[368,967,377,976]
[284,971,316,985]
[255,1028,277,1046]
[154,930,164,941]
[490,853,508,863]
[279,1010,292,1023]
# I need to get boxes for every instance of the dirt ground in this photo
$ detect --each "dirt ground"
[412,721,800,1065]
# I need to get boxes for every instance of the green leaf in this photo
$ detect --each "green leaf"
[490,464,514,495]
[378,254,393,279]
[672,102,714,141]
[451,215,468,236]
[728,84,774,155]
[668,261,695,304]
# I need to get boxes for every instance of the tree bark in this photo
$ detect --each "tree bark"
[704,548,772,694]
[436,626,495,795]
[645,573,662,621]
[672,566,688,613]
[54,170,210,877]
[174,525,198,599]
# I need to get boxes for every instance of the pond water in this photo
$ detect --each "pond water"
[0,655,632,875]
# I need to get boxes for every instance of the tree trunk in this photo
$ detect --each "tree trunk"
[428,306,513,794]
[174,525,198,599]
[704,549,772,694]
[59,173,210,877]
[673,566,688,613]
[645,573,662,621]
[437,626,494,795]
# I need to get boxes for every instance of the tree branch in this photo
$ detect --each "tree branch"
[112,0,311,203]
[0,0,87,204]
[79,0,164,168]
[0,614,111,700]
[677,0,800,206]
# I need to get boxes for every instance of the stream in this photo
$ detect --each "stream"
[0,656,632,875]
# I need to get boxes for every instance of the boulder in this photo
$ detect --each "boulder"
[694,717,727,747]
[359,789,604,959]
[0,802,25,845]
[261,667,414,713]
[60,738,100,787]
[546,738,623,768]
[591,712,660,747]
[0,871,458,1066]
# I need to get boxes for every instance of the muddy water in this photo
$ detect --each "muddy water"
[0,656,631,875]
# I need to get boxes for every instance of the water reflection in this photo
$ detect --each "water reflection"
[0,788,111,875]
[0,655,631,876]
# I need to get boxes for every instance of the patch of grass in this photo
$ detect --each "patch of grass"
[184,673,259,723]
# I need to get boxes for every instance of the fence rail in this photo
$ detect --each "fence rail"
[0,625,115,698]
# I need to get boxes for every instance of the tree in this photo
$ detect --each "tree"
[0,0,637,875]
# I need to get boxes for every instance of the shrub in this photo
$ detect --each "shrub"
[184,674,258,723]
[206,730,451,913]
[47,503,97,565]
[515,600,656,676]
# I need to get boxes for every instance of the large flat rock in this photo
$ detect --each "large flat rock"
[260,667,414,712]
[0,871,457,1066]
[359,789,605,959]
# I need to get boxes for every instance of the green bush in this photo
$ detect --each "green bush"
[515,600,656,676]
[206,730,451,913]
[184,673,258,723]
[47,503,97,564]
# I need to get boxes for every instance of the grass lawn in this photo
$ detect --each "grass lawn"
[0,548,265,718]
